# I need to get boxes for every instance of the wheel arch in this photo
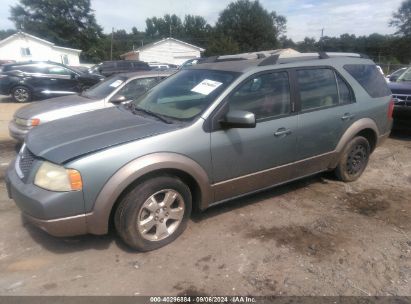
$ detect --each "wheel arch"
[330,118,379,168]
[85,153,212,235]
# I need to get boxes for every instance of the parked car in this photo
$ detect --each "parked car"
[90,60,151,77]
[0,61,104,103]
[8,71,174,142]
[5,53,393,251]
[388,67,411,130]
[386,67,408,82]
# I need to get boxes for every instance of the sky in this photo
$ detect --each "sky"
[0,0,404,42]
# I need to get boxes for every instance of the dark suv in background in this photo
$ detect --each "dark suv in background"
[388,67,411,130]
[90,60,151,77]
[0,61,104,102]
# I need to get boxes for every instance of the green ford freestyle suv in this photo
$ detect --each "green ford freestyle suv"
[6,53,393,251]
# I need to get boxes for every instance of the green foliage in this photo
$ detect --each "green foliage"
[9,0,104,62]
[390,0,411,36]
[0,29,17,40]
[205,35,240,56]
[214,0,285,52]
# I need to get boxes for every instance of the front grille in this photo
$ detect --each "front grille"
[392,94,411,106]
[15,145,36,179]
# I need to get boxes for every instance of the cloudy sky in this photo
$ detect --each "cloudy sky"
[0,0,404,41]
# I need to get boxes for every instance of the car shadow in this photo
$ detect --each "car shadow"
[21,174,327,254]
[0,95,15,103]
[21,215,138,254]
[192,174,325,223]
[390,129,411,141]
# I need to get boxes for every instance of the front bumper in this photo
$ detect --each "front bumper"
[5,160,88,237]
[8,120,30,142]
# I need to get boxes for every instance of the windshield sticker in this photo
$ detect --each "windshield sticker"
[191,79,223,95]
[109,80,124,88]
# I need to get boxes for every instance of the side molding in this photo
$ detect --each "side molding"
[86,153,212,235]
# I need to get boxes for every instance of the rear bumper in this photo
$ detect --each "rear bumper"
[8,120,30,142]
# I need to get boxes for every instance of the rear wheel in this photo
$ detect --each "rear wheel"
[335,136,370,182]
[12,86,32,103]
[114,175,192,251]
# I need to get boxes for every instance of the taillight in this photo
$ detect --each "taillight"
[388,97,394,119]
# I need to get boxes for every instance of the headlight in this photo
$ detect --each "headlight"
[34,161,82,191]
[15,117,40,127]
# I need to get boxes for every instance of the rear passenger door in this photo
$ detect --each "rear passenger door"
[295,67,356,162]
[45,65,79,93]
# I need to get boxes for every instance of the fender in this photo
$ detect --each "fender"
[85,152,212,235]
[329,117,379,168]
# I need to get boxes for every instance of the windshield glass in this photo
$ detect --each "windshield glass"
[82,75,127,99]
[396,67,411,82]
[131,69,239,120]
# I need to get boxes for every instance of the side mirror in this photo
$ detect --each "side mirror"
[110,94,129,104]
[220,110,256,128]
[389,75,398,82]
[70,72,78,80]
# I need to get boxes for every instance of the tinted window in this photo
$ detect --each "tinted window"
[118,61,132,69]
[47,66,72,75]
[10,64,45,73]
[336,74,354,104]
[228,71,290,119]
[344,64,391,98]
[297,68,338,111]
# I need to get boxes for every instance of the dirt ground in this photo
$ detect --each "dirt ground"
[0,97,410,296]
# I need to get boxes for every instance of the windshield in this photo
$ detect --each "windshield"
[396,67,411,82]
[82,75,127,99]
[131,69,239,120]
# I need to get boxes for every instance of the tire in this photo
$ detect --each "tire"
[12,86,32,103]
[114,175,192,251]
[335,136,370,182]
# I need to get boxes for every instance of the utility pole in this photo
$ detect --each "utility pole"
[320,28,324,51]
[110,27,114,60]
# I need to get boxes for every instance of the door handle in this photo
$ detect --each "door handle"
[341,113,355,121]
[50,78,57,81]
[274,128,292,137]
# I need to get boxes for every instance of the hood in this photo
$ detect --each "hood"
[26,107,181,164]
[15,95,95,119]
[388,82,411,95]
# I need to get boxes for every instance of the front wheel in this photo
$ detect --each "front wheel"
[335,136,370,182]
[12,86,32,103]
[114,175,192,251]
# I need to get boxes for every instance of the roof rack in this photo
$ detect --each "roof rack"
[197,51,370,67]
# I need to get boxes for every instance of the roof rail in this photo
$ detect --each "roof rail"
[258,55,280,66]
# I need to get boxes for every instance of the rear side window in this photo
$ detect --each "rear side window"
[297,68,339,111]
[344,64,391,98]
[336,74,354,104]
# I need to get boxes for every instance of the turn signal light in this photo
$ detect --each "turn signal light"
[31,118,40,126]
[68,169,83,191]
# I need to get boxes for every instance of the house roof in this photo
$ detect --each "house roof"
[0,31,82,53]
[121,37,205,57]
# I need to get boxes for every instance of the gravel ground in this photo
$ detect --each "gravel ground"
[0,100,410,296]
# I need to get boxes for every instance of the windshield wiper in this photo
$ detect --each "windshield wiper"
[127,103,173,124]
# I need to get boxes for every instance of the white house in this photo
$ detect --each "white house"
[0,31,81,65]
[121,37,204,65]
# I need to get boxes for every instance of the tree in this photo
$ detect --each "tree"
[205,35,240,56]
[390,0,411,36]
[0,29,17,40]
[214,0,286,52]
[145,14,184,39]
[10,0,104,62]
[183,15,211,47]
